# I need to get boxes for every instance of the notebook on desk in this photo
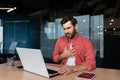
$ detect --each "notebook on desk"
[16,47,60,78]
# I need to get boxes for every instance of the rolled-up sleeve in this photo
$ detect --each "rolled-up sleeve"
[82,40,96,71]
[53,39,60,62]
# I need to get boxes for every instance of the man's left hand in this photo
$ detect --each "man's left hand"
[58,65,74,75]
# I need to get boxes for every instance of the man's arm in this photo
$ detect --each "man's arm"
[57,54,65,62]
[58,64,87,75]
[74,64,88,72]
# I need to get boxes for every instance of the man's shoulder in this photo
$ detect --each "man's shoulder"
[58,36,66,40]
[78,34,88,39]
[56,36,66,42]
[77,34,91,42]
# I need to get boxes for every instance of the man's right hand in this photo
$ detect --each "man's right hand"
[58,46,76,61]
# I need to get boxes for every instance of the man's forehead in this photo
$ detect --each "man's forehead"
[63,21,73,28]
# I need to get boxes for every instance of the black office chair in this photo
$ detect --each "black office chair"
[4,42,18,61]
[7,42,18,54]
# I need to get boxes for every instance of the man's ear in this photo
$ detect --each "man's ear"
[75,24,78,30]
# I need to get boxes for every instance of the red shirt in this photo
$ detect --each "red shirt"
[53,34,96,71]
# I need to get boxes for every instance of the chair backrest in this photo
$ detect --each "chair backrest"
[8,42,18,54]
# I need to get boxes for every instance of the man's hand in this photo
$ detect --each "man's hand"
[58,65,88,75]
[58,65,74,75]
[58,46,76,61]
[61,46,75,58]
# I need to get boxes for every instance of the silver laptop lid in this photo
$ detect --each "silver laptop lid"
[16,47,50,78]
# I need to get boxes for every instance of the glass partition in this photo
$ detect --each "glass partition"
[75,15,90,39]
[0,20,3,54]
[91,15,104,58]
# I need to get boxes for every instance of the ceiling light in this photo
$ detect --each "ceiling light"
[0,6,16,13]
[0,7,12,10]
[111,19,114,22]
[7,7,17,13]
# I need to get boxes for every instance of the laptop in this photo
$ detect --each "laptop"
[16,47,60,78]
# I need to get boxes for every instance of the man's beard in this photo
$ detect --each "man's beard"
[65,30,76,39]
[65,33,72,39]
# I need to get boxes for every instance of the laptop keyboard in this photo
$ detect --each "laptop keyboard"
[47,69,58,74]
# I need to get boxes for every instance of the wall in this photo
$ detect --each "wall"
[3,17,40,53]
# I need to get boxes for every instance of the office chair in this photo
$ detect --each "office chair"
[7,42,18,54]
[0,42,18,63]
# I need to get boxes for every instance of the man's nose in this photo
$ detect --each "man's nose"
[64,29,69,33]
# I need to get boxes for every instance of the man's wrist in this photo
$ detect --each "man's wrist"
[60,54,65,59]
[58,54,65,61]
[73,66,78,72]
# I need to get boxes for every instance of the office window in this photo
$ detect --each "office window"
[91,15,104,58]
[75,15,90,39]
[0,26,3,54]
[45,22,56,39]
[55,18,64,38]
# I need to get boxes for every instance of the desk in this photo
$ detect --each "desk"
[0,61,120,80]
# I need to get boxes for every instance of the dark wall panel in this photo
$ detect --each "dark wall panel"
[4,20,40,53]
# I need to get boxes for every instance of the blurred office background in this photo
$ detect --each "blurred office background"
[0,0,120,69]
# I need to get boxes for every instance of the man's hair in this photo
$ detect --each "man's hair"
[61,16,77,26]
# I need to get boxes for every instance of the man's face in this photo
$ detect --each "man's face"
[62,21,77,39]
